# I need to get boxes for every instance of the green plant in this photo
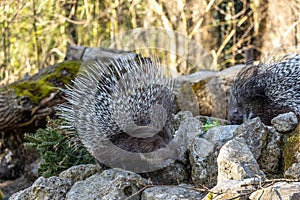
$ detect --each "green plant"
[25,117,96,177]
[203,120,221,132]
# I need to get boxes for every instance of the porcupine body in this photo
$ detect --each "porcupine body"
[57,56,175,159]
[228,54,300,125]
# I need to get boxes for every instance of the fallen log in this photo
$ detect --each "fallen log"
[0,46,136,180]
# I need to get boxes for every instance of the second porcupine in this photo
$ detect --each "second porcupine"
[228,54,300,125]
[57,56,175,158]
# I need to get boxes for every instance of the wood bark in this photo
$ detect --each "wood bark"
[0,46,136,132]
[0,45,136,179]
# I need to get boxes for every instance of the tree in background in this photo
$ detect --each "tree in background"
[0,0,299,85]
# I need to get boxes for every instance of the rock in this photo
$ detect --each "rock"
[141,161,189,185]
[271,112,298,133]
[203,178,261,200]
[283,124,300,174]
[173,82,200,116]
[59,164,103,183]
[173,111,194,124]
[141,185,206,200]
[203,125,237,146]
[65,45,137,61]
[174,113,203,163]
[9,176,72,200]
[178,64,243,118]
[249,181,300,200]
[8,187,32,200]
[175,115,204,140]
[66,168,148,200]
[233,118,269,160]
[285,152,300,178]
[187,125,238,188]
[258,127,282,174]
[231,118,282,176]
[206,76,231,119]
[189,137,217,187]
[217,139,265,183]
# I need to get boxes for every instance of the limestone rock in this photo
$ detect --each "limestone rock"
[174,113,203,163]
[176,65,243,118]
[9,176,72,200]
[271,112,298,133]
[258,127,282,174]
[141,185,205,200]
[285,152,300,178]
[249,182,300,200]
[141,161,189,185]
[233,118,269,160]
[189,137,217,187]
[217,139,265,183]
[203,125,237,146]
[203,178,261,200]
[59,164,103,183]
[66,168,148,200]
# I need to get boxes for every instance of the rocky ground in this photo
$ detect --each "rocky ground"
[7,111,300,200]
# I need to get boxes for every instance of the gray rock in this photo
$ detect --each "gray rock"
[233,118,282,175]
[173,81,200,116]
[285,152,300,178]
[217,139,265,183]
[189,137,217,187]
[173,111,194,123]
[59,164,103,183]
[142,161,189,185]
[177,64,243,118]
[258,127,282,174]
[203,178,261,200]
[271,112,298,133]
[234,118,269,160]
[249,181,300,200]
[9,176,72,200]
[173,111,194,133]
[8,187,32,200]
[203,125,237,145]
[186,125,237,188]
[65,45,137,61]
[175,116,204,140]
[174,114,203,163]
[141,185,205,200]
[66,168,148,200]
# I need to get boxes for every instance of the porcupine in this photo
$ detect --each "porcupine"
[57,55,176,166]
[228,53,300,125]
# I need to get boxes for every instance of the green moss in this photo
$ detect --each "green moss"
[203,120,220,132]
[283,125,300,171]
[10,61,81,103]
[44,60,81,85]
[13,80,54,103]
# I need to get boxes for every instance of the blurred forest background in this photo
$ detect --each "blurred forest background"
[0,0,299,86]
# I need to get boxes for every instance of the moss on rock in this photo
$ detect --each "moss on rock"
[44,60,82,85]
[13,80,54,103]
[9,60,81,103]
[283,124,300,172]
